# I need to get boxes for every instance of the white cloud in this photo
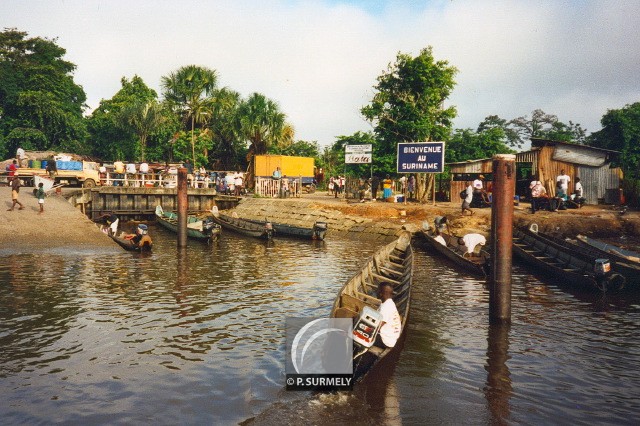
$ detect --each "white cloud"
[1,0,639,146]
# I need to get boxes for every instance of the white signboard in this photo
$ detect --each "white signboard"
[345,144,372,164]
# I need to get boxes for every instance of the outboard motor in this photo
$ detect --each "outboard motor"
[202,217,215,232]
[312,221,327,240]
[352,306,383,349]
[264,221,274,239]
[594,258,625,292]
[137,224,148,235]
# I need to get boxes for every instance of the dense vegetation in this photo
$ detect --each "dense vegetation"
[1,28,637,198]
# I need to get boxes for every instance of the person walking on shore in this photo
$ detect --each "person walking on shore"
[8,176,24,211]
[36,182,45,214]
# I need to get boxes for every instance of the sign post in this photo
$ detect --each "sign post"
[397,142,445,205]
[345,144,373,190]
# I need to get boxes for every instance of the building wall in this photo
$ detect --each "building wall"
[577,165,622,204]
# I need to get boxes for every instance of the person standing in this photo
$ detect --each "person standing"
[7,160,18,182]
[462,181,473,215]
[7,176,24,211]
[382,175,393,200]
[556,169,570,193]
[46,158,58,179]
[36,182,45,214]
[371,175,380,201]
[407,175,415,200]
[16,147,27,167]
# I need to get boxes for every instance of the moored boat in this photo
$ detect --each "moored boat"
[211,212,273,240]
[330,231,413,383]
[155,206,221,243]
[513,224,625,293]
[245,218,327,240]
[419,229,489,277]
[575,234,640,264]
[110,224,153,252]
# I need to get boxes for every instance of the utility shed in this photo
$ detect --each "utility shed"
[446,139,622,205]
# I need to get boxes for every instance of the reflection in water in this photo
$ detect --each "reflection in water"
[1,230,640,424]
[484,323,512,425]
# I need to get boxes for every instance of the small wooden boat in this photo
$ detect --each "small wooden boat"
[245,218,327,240]
[419,229,490,277]
[330,231,413,384]
[575,235,640,264]
[110,224,153,252]
[155,206,221,243]
[210,212,273,240]
[513,225,625,293]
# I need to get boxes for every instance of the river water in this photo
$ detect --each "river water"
[1,229,639,425]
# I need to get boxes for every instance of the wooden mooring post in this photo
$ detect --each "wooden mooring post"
[177,168,188,248]
[490,154,516,323]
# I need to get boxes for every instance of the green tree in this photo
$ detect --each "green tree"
[161,65,218,167]
[208,87,244,170]
[119,100,165,162]
[587,102,640,175]
[86,75,157,161]
[329,131,376,178]
[361,46,458,201]
[0,28,88,156]
[238,92,287,186]
[446,127,515,163]
[271,140,320,158]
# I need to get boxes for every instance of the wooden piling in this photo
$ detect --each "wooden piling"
[177,167,188,248]
[490,154,516,323]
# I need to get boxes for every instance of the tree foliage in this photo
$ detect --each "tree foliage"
[0,28,88,157]
[360,46,458,201]
[587,102,640,175]
[161,65,218,166]
[87,75,158,161]
[496,109,587,148]
[361,47,457,158]
[446,127,515,163]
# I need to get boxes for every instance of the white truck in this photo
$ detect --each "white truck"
[14,161,101,188]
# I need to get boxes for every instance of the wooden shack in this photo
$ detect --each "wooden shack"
[447,138,622,205]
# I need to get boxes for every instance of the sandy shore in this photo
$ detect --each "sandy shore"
[0,187,119,254]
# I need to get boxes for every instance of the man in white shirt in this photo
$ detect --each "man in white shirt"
[16,147,27,167]
[557,170,570,192]
[375,283,401,348]
[460,233,487,256]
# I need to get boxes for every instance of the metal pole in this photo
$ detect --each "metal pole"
[177,167,188,248]
[490,154,515,323]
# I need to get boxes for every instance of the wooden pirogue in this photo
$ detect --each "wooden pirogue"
[110,224,153,252]
[155,206,221,243]
[330,231,413,383]
[210,212,274,240]
[420,229,490,277]
[244,218,328,240]
[513,224,625,293]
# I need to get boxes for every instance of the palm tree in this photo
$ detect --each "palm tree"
[161,65,217,166]
[120,100,165,162]
[209,87,242,170]
[238,93,288,187]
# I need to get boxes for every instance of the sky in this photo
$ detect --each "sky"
[1,0,639,148]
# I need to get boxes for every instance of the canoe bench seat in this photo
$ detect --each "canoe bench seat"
[338,293,380,318]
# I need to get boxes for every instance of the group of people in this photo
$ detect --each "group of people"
[5,150,48,214]
[530,169,586,213]
[328,176,346,198]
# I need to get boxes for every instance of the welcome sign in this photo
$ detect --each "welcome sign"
[396,142,445,173]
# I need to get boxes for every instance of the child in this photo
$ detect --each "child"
[36,182,45,214]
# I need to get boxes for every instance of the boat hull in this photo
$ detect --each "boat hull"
[155,211,220,242]
[330,231,413,384]
[419,230,489,277]
[211,214,273,239]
